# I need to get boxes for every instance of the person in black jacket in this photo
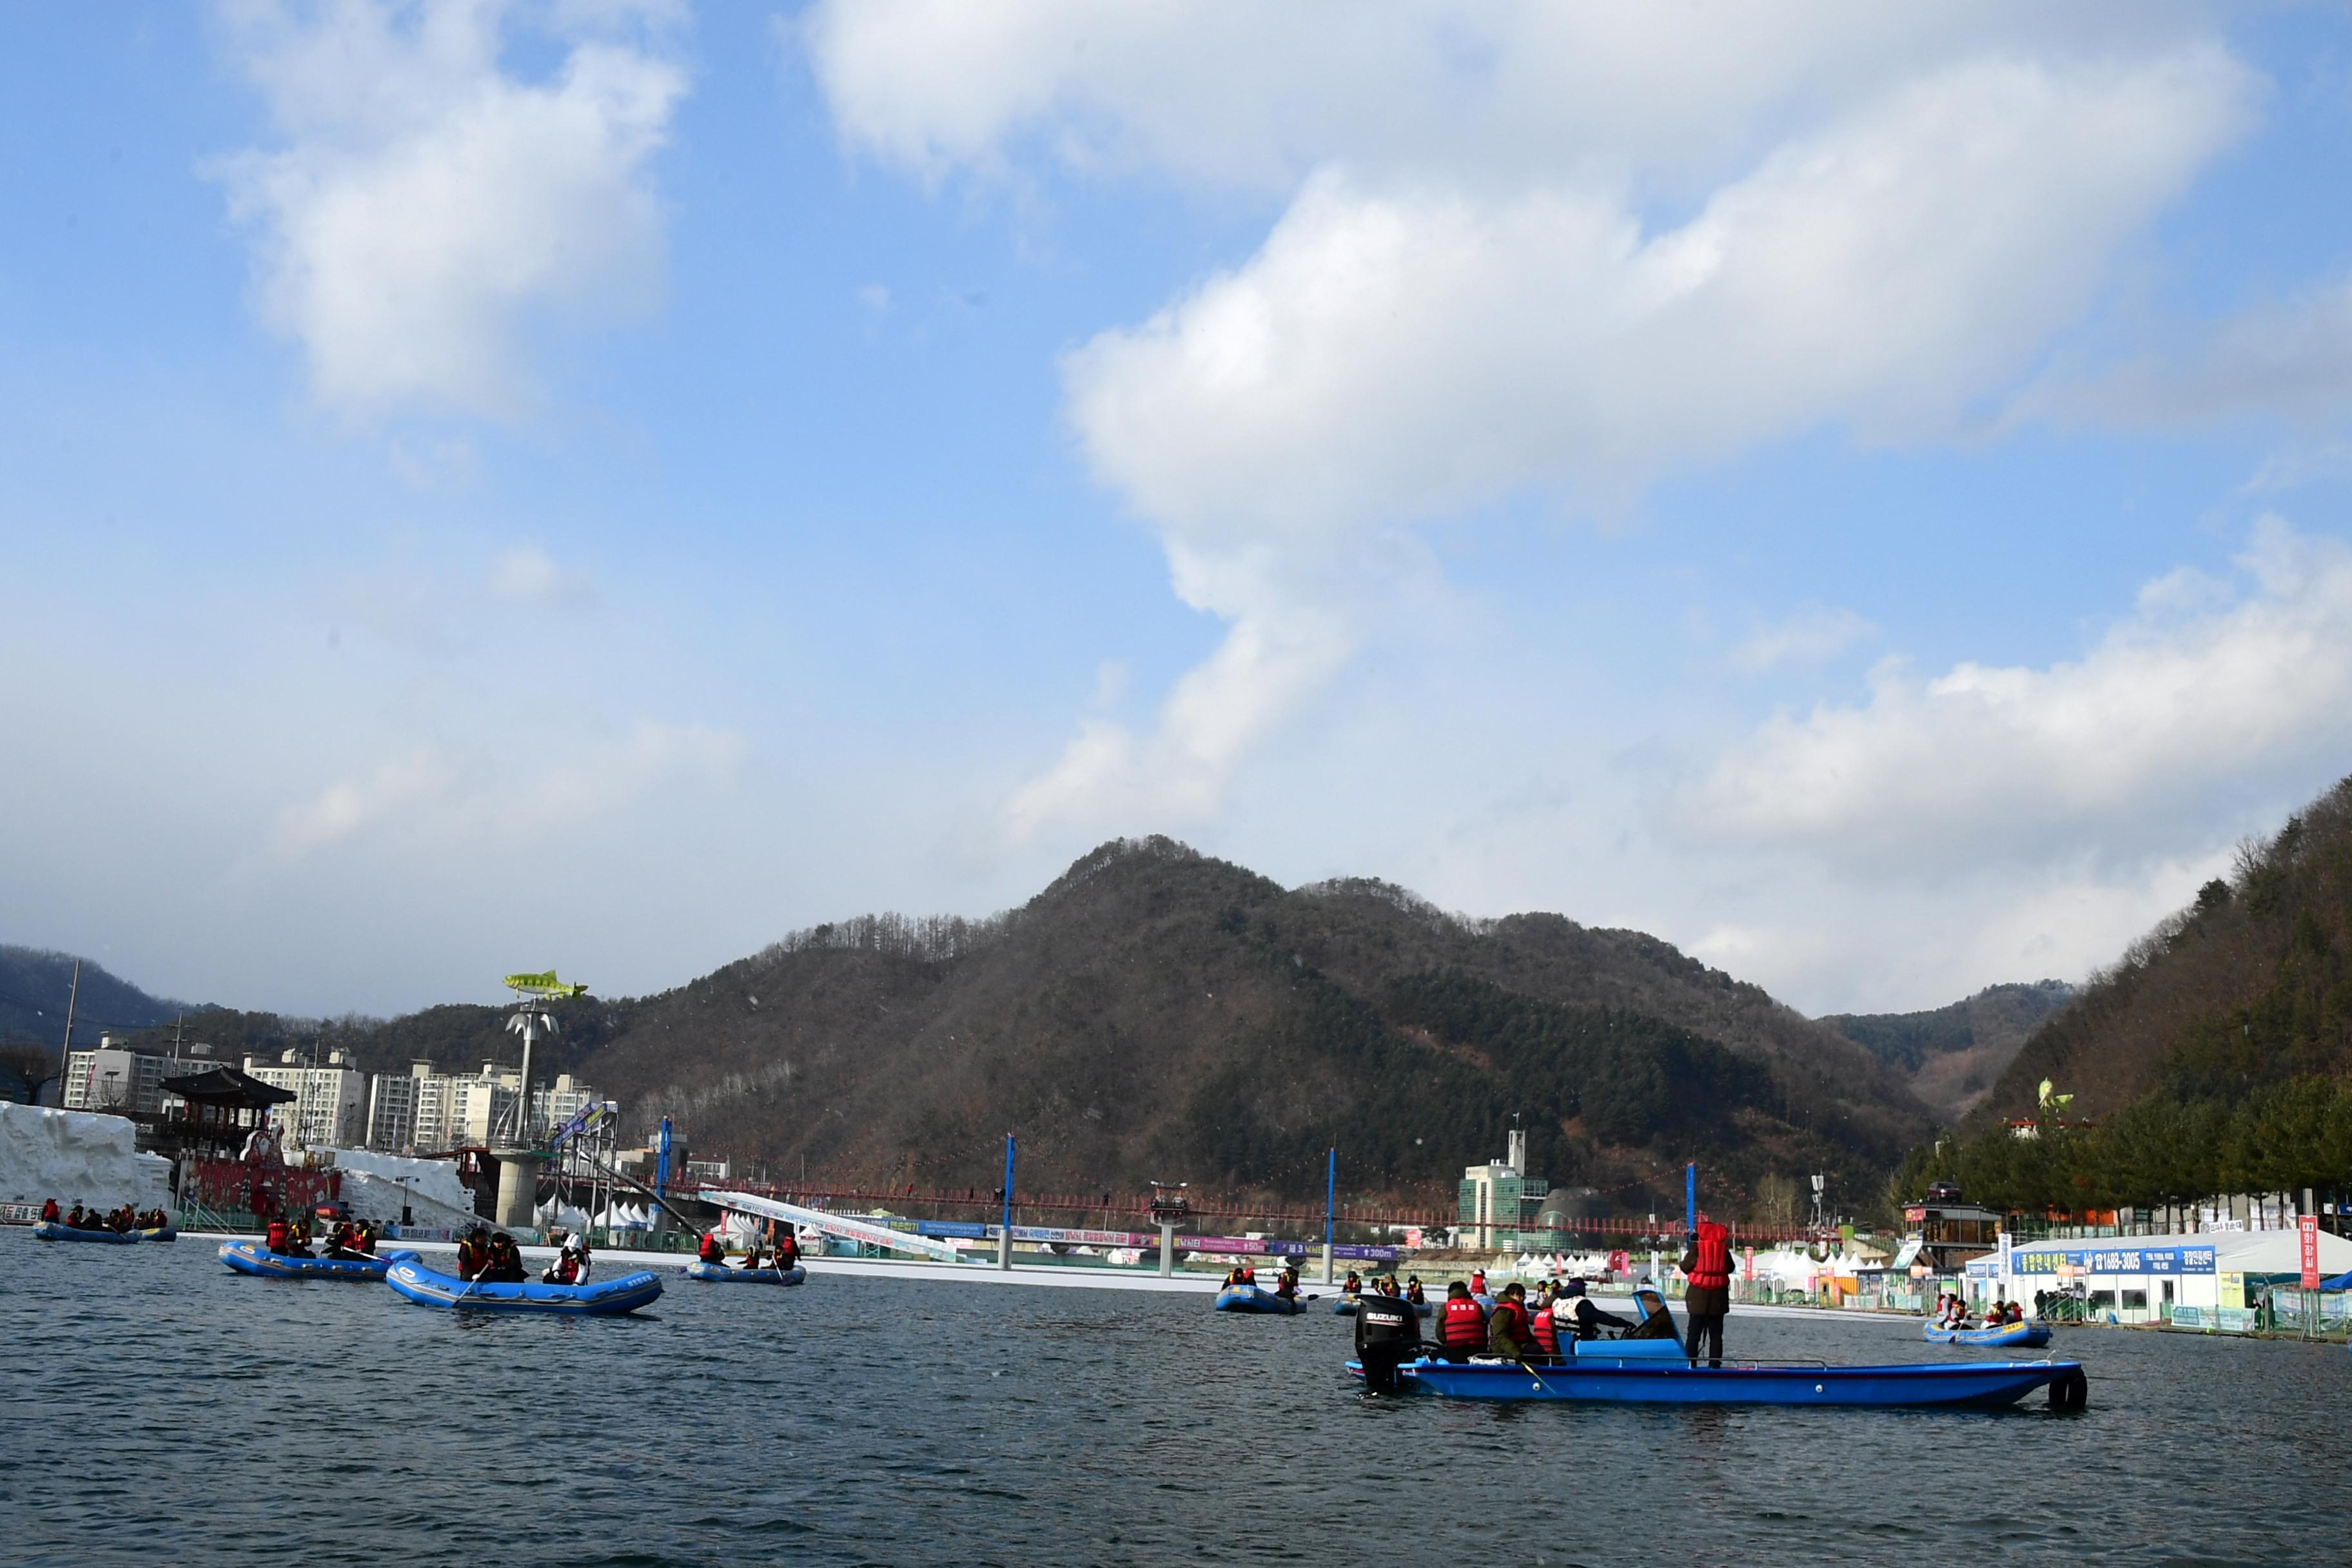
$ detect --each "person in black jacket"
[1354,1288,1423,1394]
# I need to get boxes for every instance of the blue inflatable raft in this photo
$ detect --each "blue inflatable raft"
[219,1240,393,1280]
[1925,1319,2052,1349]
[1214,1285,1302,1315]
[32,1222,138,1244]
[138,1225,178,1243]
[386,1254,663,1316]
[686,1260,806,1285]
[1353,1340,2087,1408]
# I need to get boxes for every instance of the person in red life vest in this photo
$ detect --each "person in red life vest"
[1487,1282,1535,1360]
[1679,1219,1734,1368]
[1530,1294,1562,1361]
[1342,1269,1362,1297]
[455,1225,489,1280]
[39,1197,59,1224]
[1436,1280,1488,1362]
[1273,1265,1299,1300]
[1241,1264,1257,1286]
[264,1217,293,1255]
[1222,1264,1247,1289]
[771,1225,798,1271]
[698,1230,727,1266]
[1469,1268,1487,1296]
[1405,1276,1426,1306]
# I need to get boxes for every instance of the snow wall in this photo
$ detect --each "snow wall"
[0,1103,173,1210]
[320,1148,473,1214]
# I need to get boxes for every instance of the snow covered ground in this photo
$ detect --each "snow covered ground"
[0,1104,172,1210]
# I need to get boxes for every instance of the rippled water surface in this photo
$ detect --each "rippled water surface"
[3,1233,2347,1565]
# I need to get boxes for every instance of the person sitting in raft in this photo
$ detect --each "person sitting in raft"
[1343,1269,1362,1296]
[1222,1264,1247,1289]
[484,1232,527,1283]
[1241,1264,1258,1286]
[1530,1292,1564,1362]
[325,1220,369,1260]
[698,1230,727,1266]
[1405,1277,1426,1306]
[735,1242,769,1271]
[1488,1282,1535,1360]
[1378,1276,1401,1298]
[64,1203,87,1229]
[1469,1268,1487,1296]
[1559,1280,1636,1340]
[1436,1281,1489,1363]
[1273,1266,1300,1300]
[455,1225,490,1280]
[542,1233,590,1286]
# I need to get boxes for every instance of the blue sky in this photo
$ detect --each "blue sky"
[7,1,2352,1019]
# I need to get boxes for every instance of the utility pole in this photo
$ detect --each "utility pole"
[56,959,81,1106]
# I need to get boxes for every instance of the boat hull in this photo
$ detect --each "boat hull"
[1925,1320,2052,1349]
[138,1226,178,1242]
[386,1256,663,1315]
[1370,1354,2077,1407]
[219,1240,392,1280]
[1214,1285,1302,1315]
[32,1222,138,1245]
[686,1260,806,1286]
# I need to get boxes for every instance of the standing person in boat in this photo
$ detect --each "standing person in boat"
[39,1197,59,1224]
[1678,1219,1733,1369]
[1435,1281,1489,1363]
[1469,1268,1487,1297]
[770,1224,798,1272]
[1489,1282,1536,1360]
[1354,1281,1424,1394]
[698,1229,727,1266]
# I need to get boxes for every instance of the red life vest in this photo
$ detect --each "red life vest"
[1689,1222,1732,1291]
[265,1219,291,1253]
[1438,1296,1487,1350]
[1489,1298,1533,1353]
[698,1233,725,1264]
[1242,1266,1257,1285]
[774,1236,798,1268]
[1531,1306,1560,1357]
[1469,1271,1486,1293]
[40,1199,59,1222]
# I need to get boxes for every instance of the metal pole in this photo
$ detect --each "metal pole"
[1322,1146,1337,1286]
[57,959,80,1103]
[1685,1162,1697,1237]
[999,1133,1015,1271]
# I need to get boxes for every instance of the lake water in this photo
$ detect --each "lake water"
[2,1232,2346,1565]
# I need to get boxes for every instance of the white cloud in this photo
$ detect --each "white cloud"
[1681,520,2352,879]
[1732,607,1877,674]
[997,45,2248,837]
[268,747,453,859]
[488,544,591,605]
[214,0,687,420]
[264,720,744,863]
[799,1,2197,195]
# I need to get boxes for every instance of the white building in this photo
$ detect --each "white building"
[242,1050,368,1150]
[361,1061,604,1153]
[1975,1228,2352,1326]
[61,1035,179,1115]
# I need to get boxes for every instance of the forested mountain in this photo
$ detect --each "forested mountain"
[1903,774,2352,1213]
[1823,981,2073,1121]
[121,838,1932,1217]
[0,946,197,1052]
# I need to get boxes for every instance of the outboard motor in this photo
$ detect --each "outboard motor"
[1354,1291,1424,1394]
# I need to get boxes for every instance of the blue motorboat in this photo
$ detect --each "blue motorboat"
[1925,1319,2052,1349]
[219,1240,393,1281]
[1214,1284,1302,1315]
[1353,1338,2086,1409]
[385,1254,663,1316]
[33,1222,138,1245]
[686,1260,806,1286]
